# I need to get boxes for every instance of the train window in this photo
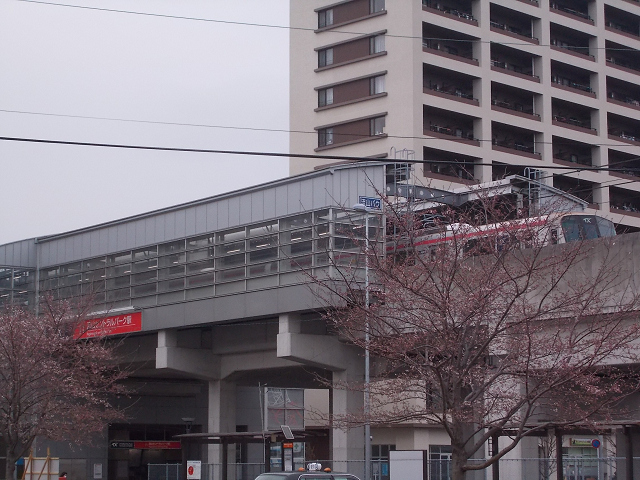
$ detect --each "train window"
[464,237,494,255]
[596,217,616,237]
[497,233,520,251]
[561,217,582,242]
[581,219,600,240]
[561,215,611,242]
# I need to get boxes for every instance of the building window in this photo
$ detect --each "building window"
[264,387,305,430]
[370,116,385,135]
[318,8,333,28]
[370,0,385,13]
[429,445,452,480]
[318,87,334,107]
[319,127,334,147]
[318,47,334,67]
[370,75,385,95]
[370,35,385,54]
[372,444,395,480]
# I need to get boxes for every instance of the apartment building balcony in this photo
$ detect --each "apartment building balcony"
[492,122,541,159]
[423,64,478,106]
[421,0,477,26]
[490,44,539,82]
[550,24,594,61]
[606,41,640,75]
[551,61,595,97]
[550,0,594,25]
[605,4,640,40]
[492,162,532,181]
[552,137,593,167]
[553,174,600,209]
[551,99,596,135]
[608,113,640,146]
[609,149,640,180]
[554,176,597,208]
[491,83,540,121]
[424,106,479,146]
[423,147,477,183]
[423,23,478,65]
[490,4,539,44]
[607,77,640,112]
[611,186,640,217]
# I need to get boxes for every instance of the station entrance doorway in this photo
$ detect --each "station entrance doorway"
[108,424,195,480]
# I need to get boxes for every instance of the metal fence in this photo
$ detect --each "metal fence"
[148,463,264,480]
[149,457,640,480]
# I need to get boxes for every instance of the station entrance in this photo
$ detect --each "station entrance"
[108,424,192,480]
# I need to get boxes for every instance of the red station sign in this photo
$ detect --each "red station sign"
[74,312,142,339]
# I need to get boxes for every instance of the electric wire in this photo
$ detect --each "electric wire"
[2,107,640,150]
[2,134,640,177]
[11,0,640,52]
[5,0,640,200]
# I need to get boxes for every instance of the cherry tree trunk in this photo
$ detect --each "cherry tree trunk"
[450,452,467,480]
[5,449,18,480]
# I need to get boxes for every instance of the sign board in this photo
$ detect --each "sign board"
[109,440,181,449]
[358,196,382,210]
[570,438,598,447]
[93,463,103,480]
[74,312,142,339]
[187,461,201,480]
[389,450,425,480]
[284,447,293,472]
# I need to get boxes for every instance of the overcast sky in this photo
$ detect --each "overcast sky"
[0,0,290,245]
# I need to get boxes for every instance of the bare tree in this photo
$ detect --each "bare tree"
[315,196,640,480]
[0,299,128,480]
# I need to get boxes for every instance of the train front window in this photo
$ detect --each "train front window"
[561,215,612,242]
[596,217,616,237]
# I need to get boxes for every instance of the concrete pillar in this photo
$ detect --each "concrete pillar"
[279,313,302,334]
[208,380,237,473]
[332,367,365,477]
[158,329,178,348]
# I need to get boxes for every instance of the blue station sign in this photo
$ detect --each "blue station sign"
[358,196,382,210]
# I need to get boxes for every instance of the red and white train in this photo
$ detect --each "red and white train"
[387,212,617,255]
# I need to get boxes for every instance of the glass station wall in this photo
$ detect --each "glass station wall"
[0,267,36,307]
[38,208,381,310]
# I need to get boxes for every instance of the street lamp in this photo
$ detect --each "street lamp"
[353,203,371,480]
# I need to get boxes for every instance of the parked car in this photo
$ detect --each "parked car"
[255,466,361,480]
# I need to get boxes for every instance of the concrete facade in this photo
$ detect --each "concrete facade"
[289,0,640,231]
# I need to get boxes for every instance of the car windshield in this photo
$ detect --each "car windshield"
[255,475,291,480]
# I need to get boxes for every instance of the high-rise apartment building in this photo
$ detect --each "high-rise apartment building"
[290,0,640,229]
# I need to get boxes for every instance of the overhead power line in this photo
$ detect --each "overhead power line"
[2,107,640,149]
[12,0,640,51]
[2,134,640,176]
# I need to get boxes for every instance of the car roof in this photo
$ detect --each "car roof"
[256,473,359,480]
